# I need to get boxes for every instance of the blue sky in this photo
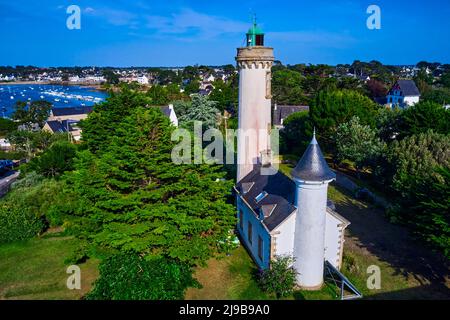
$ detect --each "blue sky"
[1,0,449,66]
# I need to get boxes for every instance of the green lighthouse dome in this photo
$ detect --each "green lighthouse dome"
[246,17,265,47]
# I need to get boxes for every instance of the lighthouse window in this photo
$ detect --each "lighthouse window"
[255,34,264,46]
[248,222,253,245]
[265,71,272,99]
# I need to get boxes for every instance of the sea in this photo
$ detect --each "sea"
[0,84,108,118]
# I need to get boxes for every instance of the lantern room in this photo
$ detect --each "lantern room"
[246,18,264,47]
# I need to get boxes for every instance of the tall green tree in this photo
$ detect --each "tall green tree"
[209,78,238,112]
[62,94,235,265]
[335,116,385,175]
[414,167,450,259]
[184,80,200,95]
[398,101,450,139]
[272,69,308,105]
[178,94,220,129]
[13,100,52,128]
[386,131,449,202]
[147,84,170,105]
[0,118,17,137]
[280,111,312,155]
[81,88,151,153]
[309,89,379,149]
[102,69,120,85]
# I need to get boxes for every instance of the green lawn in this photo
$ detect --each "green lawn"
[0,234,99,300]
[186,246,270,300]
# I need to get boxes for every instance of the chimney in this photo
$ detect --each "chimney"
[260,149,272,167]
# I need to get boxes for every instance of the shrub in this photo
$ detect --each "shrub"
[26,140,77,177]
[0,203,45,243]
[86,254,199,300]
[258,255,297,298]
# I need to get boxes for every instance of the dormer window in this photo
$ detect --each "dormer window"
[241,182,255,194]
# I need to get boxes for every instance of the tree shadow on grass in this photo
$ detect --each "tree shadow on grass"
[332,184,450,299]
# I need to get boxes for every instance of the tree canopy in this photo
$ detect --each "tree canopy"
[61,90,235,265]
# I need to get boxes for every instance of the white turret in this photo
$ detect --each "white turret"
[235,20,274,182]
[291,131,336,289]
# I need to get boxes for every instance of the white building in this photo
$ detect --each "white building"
[137,75,149,85]
[158,104,178,127]
[234,22,350,290]
[386,80,420,109]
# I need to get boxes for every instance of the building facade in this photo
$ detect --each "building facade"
[235,22,350,290]
[386,80,420,108]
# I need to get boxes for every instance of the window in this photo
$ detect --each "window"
[248,221,253,245]
[255,34,264,46]
[265,71,272,99]
[258,236,263,261]
[255,191,268,203]
[239,210,244,230]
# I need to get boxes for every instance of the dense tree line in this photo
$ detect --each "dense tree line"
[280,87,450,258]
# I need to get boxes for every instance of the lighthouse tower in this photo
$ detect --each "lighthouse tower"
[236,19,274,182]
[291,132,336,289]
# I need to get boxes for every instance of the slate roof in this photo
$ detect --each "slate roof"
[46,120,67,133]
[51,106,93,117]
[390,80,421,97]
[273,105,309,126]
[291,134,336,182]
[158,106,172,117]
[235,165,297,231]
[45,120,78,133]
[235,134,338,231]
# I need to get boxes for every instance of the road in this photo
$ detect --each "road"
[0,171,19,197]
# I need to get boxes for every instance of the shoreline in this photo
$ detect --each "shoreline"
[0,81,106,91]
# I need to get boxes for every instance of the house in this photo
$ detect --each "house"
[137,75,149,85]
[235,21,350,290]
[43,120,83,142]
[386,80,420,108]
[272,104,309,128]
[357,74,371,82]
[48,106,93,122]
[0,138,11,151]
[44,107,93,142]
[157,104,178,127]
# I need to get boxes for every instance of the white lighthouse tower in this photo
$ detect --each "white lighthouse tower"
[235,19,274,182]
[291,132,336,289]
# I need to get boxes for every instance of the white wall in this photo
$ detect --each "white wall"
[236,47,273,182]
[272,211,296,257]
[293,180,330,289]
[168,104,178,127]
[404,96,420,107]
[236,196,271,269]
[324,211,343,268]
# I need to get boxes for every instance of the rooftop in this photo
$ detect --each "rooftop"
[291,132,336,182]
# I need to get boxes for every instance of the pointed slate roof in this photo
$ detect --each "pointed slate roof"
[390,80,421,97]
[291,132,336,182]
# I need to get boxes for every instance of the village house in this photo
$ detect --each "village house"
[386,79,420,108]
[43,106,93,142]
[272,104,309,129]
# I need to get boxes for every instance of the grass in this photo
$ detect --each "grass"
[0,234,99,300]
[186,246,270,300]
